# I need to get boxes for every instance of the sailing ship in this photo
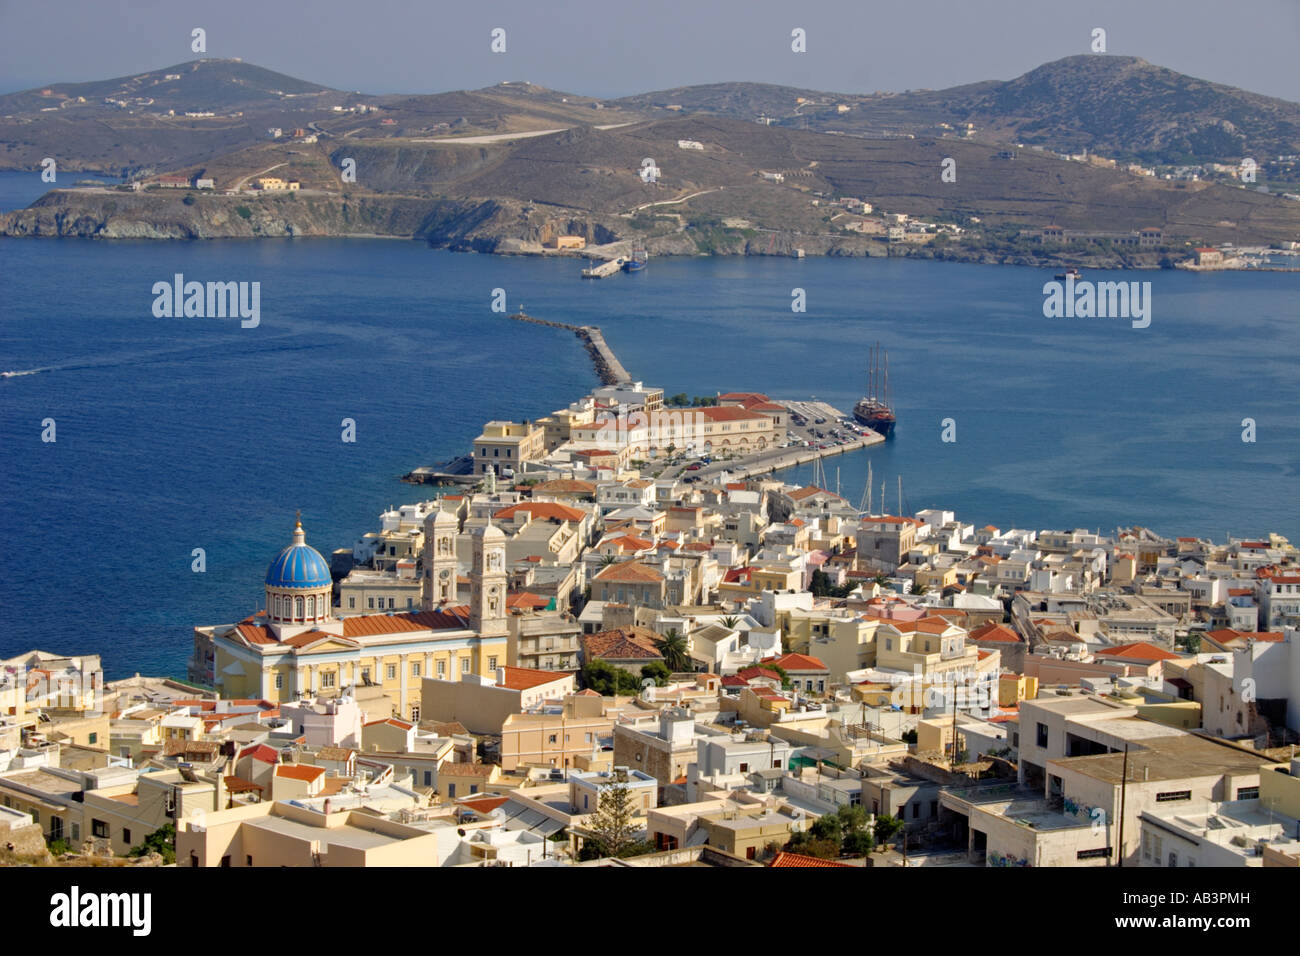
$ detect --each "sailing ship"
[853,342,897,438]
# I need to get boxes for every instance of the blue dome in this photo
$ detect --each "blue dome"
[265,525,332,589]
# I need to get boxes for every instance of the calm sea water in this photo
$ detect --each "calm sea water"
[2,171,1297,679]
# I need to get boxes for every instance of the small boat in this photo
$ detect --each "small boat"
[623,248,647,272]
[1054,267,1082,280]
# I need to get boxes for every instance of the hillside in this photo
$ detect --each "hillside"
[616,56,1300,165]
[3,57,1299,262]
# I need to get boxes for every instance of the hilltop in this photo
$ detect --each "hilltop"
[615,56,1300,165]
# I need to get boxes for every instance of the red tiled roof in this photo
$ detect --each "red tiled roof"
[507,591,550,610]
[735,666,782,683]
[769,851,852,868]
[498,667,570,691]
[533,479,597,494]
[275,763,325,782]
[699,405,768,422]
[969,622,1024,644]
[582,626,663,661]
[341,607,469,637]
[495,501,587,523]
[594,561,664,583]
[238,744,279,764]
[460,796,510,815]
[763,653,827,672]
[364,717,413,729]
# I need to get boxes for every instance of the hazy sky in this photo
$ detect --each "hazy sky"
[1,0,1297,101]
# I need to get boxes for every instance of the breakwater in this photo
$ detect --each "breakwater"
[508,311,632,385]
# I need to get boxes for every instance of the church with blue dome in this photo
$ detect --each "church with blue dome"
[190,509,517,724]
[264,517,334,629]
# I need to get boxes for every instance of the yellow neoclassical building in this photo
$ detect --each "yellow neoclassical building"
[198,519,510,722]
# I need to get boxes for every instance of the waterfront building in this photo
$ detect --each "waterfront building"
[472,421,546,476]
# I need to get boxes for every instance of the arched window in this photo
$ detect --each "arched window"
[273,595,281,619]
[295,596,304,619]
[306,595,316,619]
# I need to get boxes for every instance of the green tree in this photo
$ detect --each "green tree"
[580,769,653,859]
[767,663,792,690]
[655,628,691,672]
[873,814,904,847]
[640,660,670,686]
[129,823,176,864]
[809,813,843,843]
[843,829,875,856]
[719,616,740,630]
[581,658,642,695]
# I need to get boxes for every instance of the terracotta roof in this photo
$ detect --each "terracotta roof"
[606,534,654,552]
[235,623,276,645]
[364,717,414,729]
[460,796,510,815]
[735,666,783,683]
[430,721,469,736]
[764,653,827,672]
[594,561,665,583]
[699,405,768,422]
[507,591,550,610]
[969,622,1024,644]
[495,501,587,523]
[282,629,357,649]
[532,479,597,494]
[341,607,469,637]
[575,689,603,697]
[1094,642,1180,662]
[498,666,570,691]
[789,485,840,502]
[717,392,770,406]
[223,776,265,793]
[238,744,279,764]
[582,626,663,661]
[769,851,852,868]
[275,763,325,782]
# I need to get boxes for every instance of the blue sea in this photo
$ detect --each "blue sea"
[2,171,1297,679]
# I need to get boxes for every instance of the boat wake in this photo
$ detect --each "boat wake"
[2,336,328,382]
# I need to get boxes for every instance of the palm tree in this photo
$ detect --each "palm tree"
[719,615,740,630]
[655,628,691,672]
[599,552,619,568]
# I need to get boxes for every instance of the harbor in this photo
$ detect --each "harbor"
[407,315,890,488]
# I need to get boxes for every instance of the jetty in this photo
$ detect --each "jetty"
[580,257,627,279]
[508,310,632,385]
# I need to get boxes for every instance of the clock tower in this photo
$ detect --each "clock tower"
[468,521,508,637]
[423,508,459,609]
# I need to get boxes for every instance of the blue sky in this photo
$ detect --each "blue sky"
[1,0,1296,100]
